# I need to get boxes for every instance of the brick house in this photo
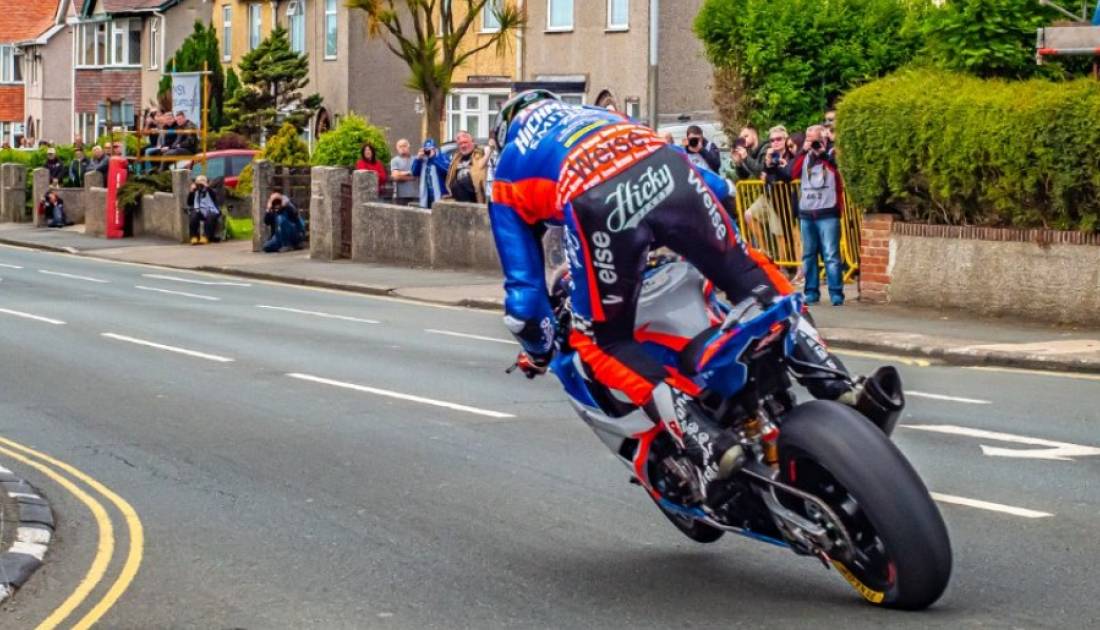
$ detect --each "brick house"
[0,0,61,146]
[70,0,211,145]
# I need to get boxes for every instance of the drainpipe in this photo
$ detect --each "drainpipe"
[647,0,659,129]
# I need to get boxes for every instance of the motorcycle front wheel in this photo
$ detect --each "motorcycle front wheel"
[777,401,952,610]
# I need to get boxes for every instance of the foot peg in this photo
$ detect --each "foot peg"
[847,366,905,435]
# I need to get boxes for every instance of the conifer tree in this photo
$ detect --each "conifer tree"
[224,26,322,142]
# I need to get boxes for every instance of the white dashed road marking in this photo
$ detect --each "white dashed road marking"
[0,307,66,325]
[135,285,220,301]
[39,269,109,283]
[930,493,1052,519]
[424,329,517,344]
[141,273,252,287]
[903,424,1100,461]
[287,373,515,419]
[906,391,991,405]
[101,333,235,363]
[255,305,380,324]
[0,263,23,269]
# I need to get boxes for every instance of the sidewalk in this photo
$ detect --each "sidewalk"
[2,224,1098,374]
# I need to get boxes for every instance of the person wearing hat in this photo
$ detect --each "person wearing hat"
[411,138,450,208]
[186,175,221,245]
[44,147,64,186]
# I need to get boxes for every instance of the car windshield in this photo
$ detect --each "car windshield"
[194,158,225,180]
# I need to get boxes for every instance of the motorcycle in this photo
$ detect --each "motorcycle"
[526,259,952,610]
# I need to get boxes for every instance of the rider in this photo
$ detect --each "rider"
[489,91,887,501]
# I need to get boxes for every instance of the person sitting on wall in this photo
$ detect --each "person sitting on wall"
[262,193,306,253]
[164,111,198,167]
[186,175,221,245]
[42,191,70,228]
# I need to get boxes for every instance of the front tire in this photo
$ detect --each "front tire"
[778,401,952,609]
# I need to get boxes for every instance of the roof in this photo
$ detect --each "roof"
[81,0,178,16]
[0,0,63,43]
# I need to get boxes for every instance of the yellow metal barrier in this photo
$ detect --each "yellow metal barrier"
[734,179,861,282]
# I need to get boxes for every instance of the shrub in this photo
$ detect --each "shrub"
[695,0,929,132]
[311,113,390,167]
[95,133,142,157]
[233,122,309,197]
[837,69,1100,231]
[210,130,255,151]
[920,0,1057,79]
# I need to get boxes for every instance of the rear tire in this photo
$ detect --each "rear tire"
[778,401,952,609]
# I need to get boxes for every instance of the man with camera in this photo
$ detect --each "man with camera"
[411,138,450,208]
[731,126,767,181]
[186,175,221,245]
[681,125,722,173]
[788,125,845,306]
[262,193,306,253]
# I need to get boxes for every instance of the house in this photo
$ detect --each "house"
[16,0,72,146]
[0,0,62,146]
[443,0,520,140]
[213,0,420,146]
[69,0,212,145]
[521,0,715,127]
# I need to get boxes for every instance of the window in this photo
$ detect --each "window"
[249,4,262,51]
[222,5,232,60]
[0,46,18,84]
[77,113,98,145]
[548,0,573,31]
[607,0,628,30]
[288,0,305,53]
[482,0,502,32]
[561,93,584,105]
[625,99,640,120]
[324,0,338,59]
[76,20,137,67]
[149,17,160,69]
[446,90,509,140]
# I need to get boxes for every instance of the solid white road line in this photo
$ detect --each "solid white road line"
[142,273,252,287]
[964,365,1100,383]
[0,307,66,325]
[424,329,517,345]
[929,492,1052,519]
[287,373,515,419]
[38,269,109,283]
[134,285,220,301]
[100,333,234,363]
[255,305,380,324]
[906,390,991,405]
[901,424,1100,461]
[0,263,23,269]
[831,348,933,367]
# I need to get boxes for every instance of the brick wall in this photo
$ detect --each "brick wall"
[0,85,24,121]
[74,69,141,114]
[858,214,895,303]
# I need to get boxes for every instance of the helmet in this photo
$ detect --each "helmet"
[493,89,561,149]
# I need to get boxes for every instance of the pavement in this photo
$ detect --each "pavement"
[2,223,1098,375]
[0,243,1098,628]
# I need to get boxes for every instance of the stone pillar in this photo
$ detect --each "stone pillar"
[250,160,274,252]
[84,171,104,190]
[350,170,378,261]
[171,169,192,243]
[32,168,49,227]
[858,213,895,303]
[0,164,28,223]
[309,166,348,261]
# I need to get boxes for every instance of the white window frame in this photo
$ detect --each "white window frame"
[445,88,510,140]
[607,0,629,31]
[287,0,305,53]
[547,0,573,32]
[75,20,139,68]
[222,5,232,61]
[0,45,17,84]
[625,98,640,120]
[77,112,99,146]
[481,0,502,32]
[249,4,262,51]
[324,0,338,59]
[560,93,584,106]
[149,17,161,69]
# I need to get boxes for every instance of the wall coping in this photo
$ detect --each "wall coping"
[892,222,1100,246]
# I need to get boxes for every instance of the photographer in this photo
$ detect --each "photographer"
[682,125,722,173]
[762,125,794,186]
[186,175,221,245]
[411,138,450,208]
[731,126,766,181]
[789,125,845,306]
[262,193,306,253]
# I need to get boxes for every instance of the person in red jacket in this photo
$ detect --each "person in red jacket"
[354,143,388,195]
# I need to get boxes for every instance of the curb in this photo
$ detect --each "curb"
[0,463,55,604]
[3,236,1098,375]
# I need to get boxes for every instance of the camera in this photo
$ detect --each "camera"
[811,140,823,152]
[733,138,747,149]
[770,153,782,167]
[688,137,701,149]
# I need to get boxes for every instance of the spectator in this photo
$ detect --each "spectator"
[823,110,837,145]
[731,126,766,181]
[660,131,675,145]
[411,138,449,208]
[88,146,110,177]
[140,110,161,173]
[354,143,388,195]
[682,124,722,172]
[789,125,845,306]
[42,191,69,228]
[0,140,10,150]
[144,111,177,172]
[444,131,486,204]
[762,125,794,185]
[186,175,220,245]
[72,134,84,152]
[165,110,198,165]
[44,148,64,186]
[788,132,806,159]
[111,141,125,158]
[67,149,90,187]
[389,138,419,206]
[262,193,306,253]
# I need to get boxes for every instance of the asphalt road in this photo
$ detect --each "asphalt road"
[0,244,1098,629]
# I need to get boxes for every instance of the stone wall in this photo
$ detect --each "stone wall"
[309,166,348,261]
[31,168,91,227]
[859,217,1100,325]
[0,164,27,223]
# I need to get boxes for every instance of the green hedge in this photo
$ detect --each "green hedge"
[311,113,389,168]
[837,70,1100,231]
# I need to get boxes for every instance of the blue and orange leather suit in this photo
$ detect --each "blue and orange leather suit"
[489,102,793,407]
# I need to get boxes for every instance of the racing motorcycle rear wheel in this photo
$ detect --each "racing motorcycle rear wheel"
[777,401,952,610]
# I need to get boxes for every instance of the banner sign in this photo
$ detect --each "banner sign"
[171,73,203,129]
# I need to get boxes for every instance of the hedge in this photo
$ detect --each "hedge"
[837,70,1100,231]
[311,113,389,168]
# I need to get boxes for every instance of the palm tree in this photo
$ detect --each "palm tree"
[348,0,524,140]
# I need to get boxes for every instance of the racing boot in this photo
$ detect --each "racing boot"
[646,383,745,503]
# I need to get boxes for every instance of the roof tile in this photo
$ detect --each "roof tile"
[0,0,61,42]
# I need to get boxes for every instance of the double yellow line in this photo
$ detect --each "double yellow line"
[0,435,143,629]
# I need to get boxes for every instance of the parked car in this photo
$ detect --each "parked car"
[181,149,258,190]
